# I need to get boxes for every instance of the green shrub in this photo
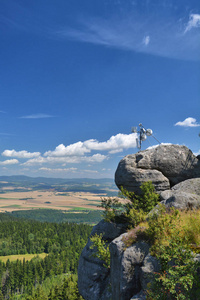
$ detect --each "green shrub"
[120,181,160,213]
[146,205,200,299]
[99,197,125,222]
[90,233,110,268]
[147,204,179,251]
[123,207,146,228]
[100,181,159,225]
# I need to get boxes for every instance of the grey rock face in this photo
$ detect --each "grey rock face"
[115,155,170,194]
[78,220,127,300]
[171,178,200,196]
[160,191,200,210]
[109,232,150,300]
[130,291,147,300]
[78,247,110,300]
[90,219,128,243]
[159,178,200,210]
[115,144,200,194]
[78,219,161,300]
[140,254,160,291]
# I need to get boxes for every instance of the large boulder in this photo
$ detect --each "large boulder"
[160,178,200,210]
[171,178,200,196]
[115,144,200,194]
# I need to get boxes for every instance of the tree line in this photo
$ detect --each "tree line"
[0,213,91,299]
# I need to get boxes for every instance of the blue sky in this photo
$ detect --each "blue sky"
[0,0,200,179]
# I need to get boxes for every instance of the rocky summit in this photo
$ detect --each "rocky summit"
[115,144,200,195]
[78,144,200,300]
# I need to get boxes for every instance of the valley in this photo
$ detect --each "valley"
[0,176,118,212]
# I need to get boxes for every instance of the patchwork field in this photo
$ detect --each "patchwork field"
[0,189,104,212]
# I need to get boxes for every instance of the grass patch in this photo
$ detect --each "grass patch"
[0,253,48,263]
[1,205,22,208]
[125,207,200,253]
[64,206,94,211]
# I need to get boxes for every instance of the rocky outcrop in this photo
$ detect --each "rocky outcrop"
[115,144,200,194]
[115,157,170,194]
[78,222,160,300]
[109,235,150,300]
[78,144,200,299]
[78,220,127,300]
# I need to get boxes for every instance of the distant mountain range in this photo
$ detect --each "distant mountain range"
[0,175,117,194]
[0,175,114,185]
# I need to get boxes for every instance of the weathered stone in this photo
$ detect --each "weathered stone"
[172,178,200,196]
[160,191,200,210]
[115,144,200,194]
[78,220,127,300]
[130,291,146,300]
[140,254,160,291]
[110,233,150,300]
[78,238,111,300]
[90,219,128,242]
[115,156,170,194]
[160,189,173,201]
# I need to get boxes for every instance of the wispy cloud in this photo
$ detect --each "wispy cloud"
[142,35,150,46]
[55,10,200,61]
[20,113,55,119]
[184,14,200,34]
[39,167,77,173]
[175,117,200,127]
[0,133,14,136]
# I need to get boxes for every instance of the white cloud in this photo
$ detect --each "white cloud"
[44,142,90,157]
[85,154,107,163]
[0,159,19,165]
[143,35,150,46]
[4,132,137,171]
[2,149,41,158]
[82,170,99,174]
[175,117,200,127]
[20,113,54,119]
[21,156,46,166]
[84,133,138,153]
[46,133,138,157]
[39,167,77,173]
[22,153,107,166]
[194,150,200,156]
[184,14,200,34]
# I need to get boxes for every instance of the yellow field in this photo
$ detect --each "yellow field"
[0,189,104,212]
[0,253,48,263]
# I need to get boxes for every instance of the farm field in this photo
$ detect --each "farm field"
[0,190,103,212]
[0,176,118,213]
